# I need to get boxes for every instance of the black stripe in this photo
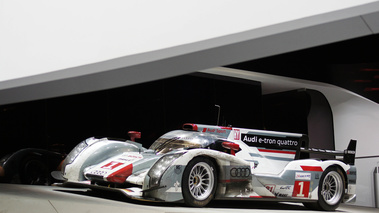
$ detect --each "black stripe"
[355,155,379,159]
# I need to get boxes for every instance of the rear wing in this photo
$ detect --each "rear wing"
[300,139,357,165]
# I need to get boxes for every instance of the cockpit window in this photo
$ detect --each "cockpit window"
[149,137,202,154]
[149,130,217,154]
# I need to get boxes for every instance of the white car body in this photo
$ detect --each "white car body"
[58,123,357,211]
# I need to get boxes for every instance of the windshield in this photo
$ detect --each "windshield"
[149,130,216,154]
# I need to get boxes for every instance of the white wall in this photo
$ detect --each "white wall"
[201,67,379,207]
[0,0,376,82]
[1,1,379,105]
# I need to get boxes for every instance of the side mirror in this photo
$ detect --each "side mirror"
[222,141,240,156]
[128,131,141,142]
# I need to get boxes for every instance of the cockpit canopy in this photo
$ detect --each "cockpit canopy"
[149,130,218,154]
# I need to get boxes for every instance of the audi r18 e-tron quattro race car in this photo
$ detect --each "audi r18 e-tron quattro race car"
[56,123,357,211]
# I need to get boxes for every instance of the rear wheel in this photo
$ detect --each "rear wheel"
[182,157,217,207]
[303,167,345,211]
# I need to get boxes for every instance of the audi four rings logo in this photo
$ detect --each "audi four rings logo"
[230,167,251,177]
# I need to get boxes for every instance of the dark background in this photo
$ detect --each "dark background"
[0,74,263,157]
[228,34,379,104]
[1,33,379,157]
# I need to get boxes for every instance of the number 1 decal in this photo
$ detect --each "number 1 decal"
[101,161,123,170]
[292,181,310,197]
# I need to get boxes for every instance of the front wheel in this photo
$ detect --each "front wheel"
[182,157,217,207]
[303,167,345,211]
[20,158,50,185]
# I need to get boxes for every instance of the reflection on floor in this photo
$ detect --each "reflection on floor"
[0,184,377,213]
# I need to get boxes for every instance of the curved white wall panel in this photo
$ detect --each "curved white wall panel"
[1,1,379,105]
[201,67,379,207]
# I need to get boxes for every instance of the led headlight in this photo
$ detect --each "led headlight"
[63,137,98,166]
[148,153,184,188]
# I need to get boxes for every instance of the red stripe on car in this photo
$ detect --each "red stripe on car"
[106,164,133,183]
[301,165,323,172]
[220,126,233,130]
[258,149,296,155]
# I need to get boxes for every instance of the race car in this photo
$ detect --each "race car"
[56,123,357,211]
[0,148,65,185]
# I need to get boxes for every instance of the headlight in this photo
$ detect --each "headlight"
[64,137,98,165]
[0,155,9,167]
[148,153,184,188]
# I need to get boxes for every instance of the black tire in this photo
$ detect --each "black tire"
[20,157,50,185]
[303,167,345,211]
[182,157,217,207]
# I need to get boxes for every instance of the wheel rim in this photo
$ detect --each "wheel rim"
[321,171,343,205]
[24,160,48,185]
[188,162,214,200]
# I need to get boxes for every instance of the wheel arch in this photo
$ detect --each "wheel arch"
[194,154,221,177]
[178,154,222,184]
[177,149,249,183]
[327,163,348,189]
[318,159,349,186]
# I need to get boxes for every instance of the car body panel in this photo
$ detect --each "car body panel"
[59,124,357,208]
[62,137,142,181]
